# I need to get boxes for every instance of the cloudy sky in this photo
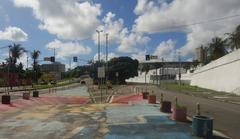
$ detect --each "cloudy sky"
[0,0,240,68]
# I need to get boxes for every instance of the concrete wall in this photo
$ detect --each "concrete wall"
[126,68,186,84]
[190,49,240,95]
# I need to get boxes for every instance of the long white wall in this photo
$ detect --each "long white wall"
[190,49,240,95]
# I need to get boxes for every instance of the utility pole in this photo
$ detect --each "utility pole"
[8,45,11,92]
[96,29,103,103]
[178,51,181,86]
[105,33,109,94]
[96,30,103,63]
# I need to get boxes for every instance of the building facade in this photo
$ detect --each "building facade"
[40,62,65,80]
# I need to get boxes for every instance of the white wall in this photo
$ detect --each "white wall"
[126,70,152,83]
[190,49,240,95]
[126,68,186,84]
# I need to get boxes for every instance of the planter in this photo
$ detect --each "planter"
[2,95,11,104]
[23,92,30,100]
[160,101,172,113]
[142,92,149,99]
[148,95,156,104]
[172,106,187,122]
[192,115,213,138]
[33,90,39,97]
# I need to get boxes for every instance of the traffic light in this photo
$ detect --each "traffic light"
[50,56,55,62]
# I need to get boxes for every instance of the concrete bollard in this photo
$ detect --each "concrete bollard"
[196,103,201,115]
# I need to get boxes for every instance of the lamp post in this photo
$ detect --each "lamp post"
[96,30,103,63]
[96,29,103,103]
[178,51,182,86]
[105,33,109,94]
[8,45,11,92]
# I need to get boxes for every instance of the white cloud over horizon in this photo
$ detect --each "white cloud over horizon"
[13,0,101,40]
[46,39,91,58]
[0,26,28,41]
[153,39,177,61]
[10,0,240,62]
[93,12,150,53]
[134,0,240,58]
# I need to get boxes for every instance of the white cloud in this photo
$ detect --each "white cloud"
[18,53,28,69]
[46,39,91,58]
[134,0,240,58]
[118,32,150,53]
[0,26,28,41]
[93,12,124,45]
[153,39,177,61]
[93,52,118,62]
[13,0,101,40]
[93,12,150,53]
[131,50,147,62]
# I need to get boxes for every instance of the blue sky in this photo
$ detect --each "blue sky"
[0,0,240,68]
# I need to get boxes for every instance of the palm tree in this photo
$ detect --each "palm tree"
[7,44,26,89]
[226,25,240,51]
[9,43,27,65]
[31,50,40,83]
[208,37,228,61]
[31,50,40,71]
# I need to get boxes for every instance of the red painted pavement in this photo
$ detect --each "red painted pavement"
[111,94,143,104]
[0,95,89,112]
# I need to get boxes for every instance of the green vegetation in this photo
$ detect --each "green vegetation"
[161,82,211,92]
[175,103,187,109]
[29,78,78,90]
[31,50,41,83]
[65,56,139,85]
[200,25,240,65]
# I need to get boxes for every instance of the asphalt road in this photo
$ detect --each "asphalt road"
[138,85,240,139]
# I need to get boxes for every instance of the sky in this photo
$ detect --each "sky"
[0,0,240,69]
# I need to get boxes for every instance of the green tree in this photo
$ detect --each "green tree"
[31,50,41,83]
[207,37,228,61]
[9,43,27,66]
[107,57,139,84]
[31,50,40,71]
[226,25,240,51]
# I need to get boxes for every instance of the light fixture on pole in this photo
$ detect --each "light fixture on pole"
[96,30,103,63]
[105,33,109,94]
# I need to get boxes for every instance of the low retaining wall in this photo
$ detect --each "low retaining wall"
[190,49,240,95]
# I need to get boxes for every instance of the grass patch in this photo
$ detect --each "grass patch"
[161,82,218,93]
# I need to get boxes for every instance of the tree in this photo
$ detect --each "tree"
[107,57,139,84]
[31,50,41,83]
[9,43,27,66]
[207,37,228,61]
[226,25,240,51]
[31,50,40,71]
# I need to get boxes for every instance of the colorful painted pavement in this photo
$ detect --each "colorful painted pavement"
[0,87,218,139]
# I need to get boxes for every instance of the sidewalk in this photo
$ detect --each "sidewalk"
[0,88,229,139]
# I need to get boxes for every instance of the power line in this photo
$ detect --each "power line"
[158,14,240,31]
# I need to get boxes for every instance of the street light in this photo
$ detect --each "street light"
[96,30,103,63]
[177,50,182,86]
[105,33,109,94]
[96,29,103,103]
